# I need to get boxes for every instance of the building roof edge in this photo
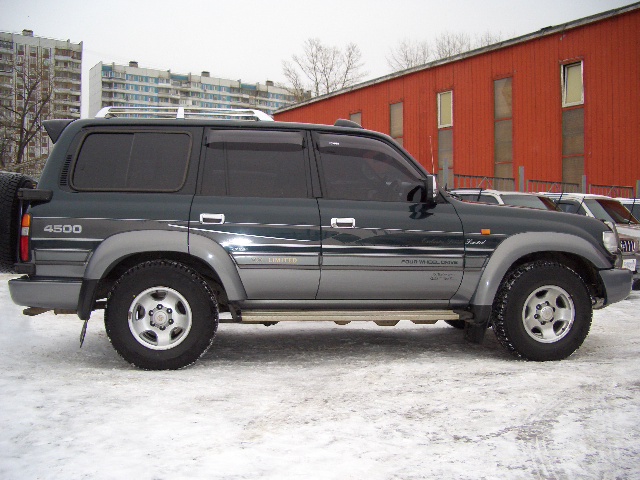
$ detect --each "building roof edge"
[275,2,640,114]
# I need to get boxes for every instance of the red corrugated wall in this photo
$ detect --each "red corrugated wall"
[275,8,640,192]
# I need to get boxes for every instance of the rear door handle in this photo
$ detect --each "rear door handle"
[331,217,356,228]
[200,213,225,224]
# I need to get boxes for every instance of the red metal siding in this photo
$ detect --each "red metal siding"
[275,8,640,192]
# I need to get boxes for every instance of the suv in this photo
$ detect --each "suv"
[2,107,632,369]
[450,188,560,210]
[544,193,640,289]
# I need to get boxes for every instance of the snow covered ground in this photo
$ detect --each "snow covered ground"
[1,273,639,479]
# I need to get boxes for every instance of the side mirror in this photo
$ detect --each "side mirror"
[407,176,439,204]
[425,175,438,204]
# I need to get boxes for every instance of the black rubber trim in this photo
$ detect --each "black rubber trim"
[13,263,35,275]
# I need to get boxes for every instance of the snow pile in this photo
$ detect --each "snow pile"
[1,274,639,479]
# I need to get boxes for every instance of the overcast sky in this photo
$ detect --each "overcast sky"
[1,0,635,117]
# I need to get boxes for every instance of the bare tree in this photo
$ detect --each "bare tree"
[387,39,432,71]
[475,31,504,48]
[1,55,52,169]
[0,111,11,168]
[282,38,366,99]
[434,31,472,59]
[278,63,311,103]
[387,31,505,73]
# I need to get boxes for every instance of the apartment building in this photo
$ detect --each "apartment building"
[0,29,82,169]
[89,61,296,117]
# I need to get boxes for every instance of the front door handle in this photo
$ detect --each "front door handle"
[200,213,225,224]
[331,217,356,228]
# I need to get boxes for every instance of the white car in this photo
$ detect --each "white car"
[450,189,560,210]
[543,193,640,289]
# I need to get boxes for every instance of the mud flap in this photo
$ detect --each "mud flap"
[464,321,488,344]
[79,319,89,347]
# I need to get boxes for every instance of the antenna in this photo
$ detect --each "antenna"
[429,135,435,174]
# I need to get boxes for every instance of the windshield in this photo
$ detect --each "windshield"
[584,199,640,224]
[538,196,561,211]
[501,194,553,210]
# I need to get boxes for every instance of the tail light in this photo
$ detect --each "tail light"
[20,213,31,262]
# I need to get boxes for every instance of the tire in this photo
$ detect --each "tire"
[491,261,592,361]
[105,260,219,370]
[0,172,37,273]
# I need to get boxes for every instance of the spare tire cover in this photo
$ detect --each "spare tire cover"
[0,172,37,273]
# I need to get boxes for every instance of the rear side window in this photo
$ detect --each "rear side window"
[201,130,309,198]
[72,132,191,191]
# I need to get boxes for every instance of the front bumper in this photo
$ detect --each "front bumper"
[600,268,633,305]
[623,253,640,290]
[8,276,81,311]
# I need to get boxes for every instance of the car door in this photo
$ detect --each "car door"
[313,132,464,300]
[190,128,321,299]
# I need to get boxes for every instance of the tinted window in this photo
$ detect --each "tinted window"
[537,196,561,211]
[73,132,191,191]
[202,130,308,198]
[586,199,640,225]
[317,134,423,202]
[501,194,549,209]
[557,200,586,215]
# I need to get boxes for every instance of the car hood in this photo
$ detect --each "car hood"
[617,224,640,239]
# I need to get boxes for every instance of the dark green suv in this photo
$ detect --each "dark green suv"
[2,107,632,369]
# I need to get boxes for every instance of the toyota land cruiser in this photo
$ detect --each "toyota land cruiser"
[2,107,632,369]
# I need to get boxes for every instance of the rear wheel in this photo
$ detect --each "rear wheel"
[491,261,592,361]
[105,260,218,370]
[0,172,37,272]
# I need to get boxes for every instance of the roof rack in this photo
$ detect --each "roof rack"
[95,106,274,121]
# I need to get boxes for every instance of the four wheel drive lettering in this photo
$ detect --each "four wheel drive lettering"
[2,106,633,370]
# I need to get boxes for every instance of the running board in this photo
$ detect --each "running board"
[239,309,460,325]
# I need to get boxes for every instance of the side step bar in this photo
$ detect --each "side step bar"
[238,309,461,325]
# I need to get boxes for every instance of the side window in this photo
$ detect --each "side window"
[72,132,191,191]
[557,200,586,215]
[479,194,500,204]
[202,130,308,198]
[457,194,499,204]
[317,133,424,202]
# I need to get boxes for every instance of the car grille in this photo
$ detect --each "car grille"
[620,238,637,253]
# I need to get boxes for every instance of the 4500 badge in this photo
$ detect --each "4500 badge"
[43,224,83,234]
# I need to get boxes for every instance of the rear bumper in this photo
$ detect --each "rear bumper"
[600,268,633,305]
[8,276,81,311]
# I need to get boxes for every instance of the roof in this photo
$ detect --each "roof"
[276,2,640,114]
[543,193,620,200]
[451,189,544,196]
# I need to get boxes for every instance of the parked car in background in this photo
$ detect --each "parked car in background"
[543,193,640,290]
[450,189,560,210]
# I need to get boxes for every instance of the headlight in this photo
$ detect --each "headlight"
[602,221,619,254]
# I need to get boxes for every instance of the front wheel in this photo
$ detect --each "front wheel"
[491,261,592,361]
[105,260,218,369]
